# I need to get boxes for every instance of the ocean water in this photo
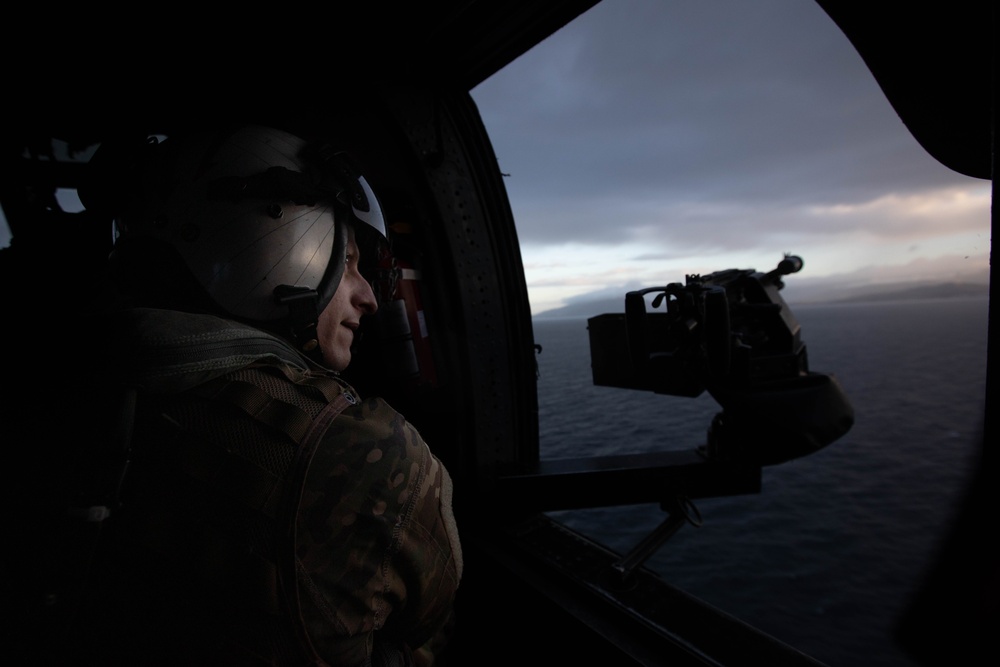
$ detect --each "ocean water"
[532,296,987,667]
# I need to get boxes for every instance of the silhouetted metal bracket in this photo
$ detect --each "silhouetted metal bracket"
[611,495,703,584]
[495,449,762,513]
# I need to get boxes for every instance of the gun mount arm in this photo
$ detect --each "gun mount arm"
[495,449,761,514]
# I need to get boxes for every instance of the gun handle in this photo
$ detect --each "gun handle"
[625,290,649,377]
[703,287,731,382]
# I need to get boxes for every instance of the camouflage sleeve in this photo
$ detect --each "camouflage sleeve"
[295,396,463,667]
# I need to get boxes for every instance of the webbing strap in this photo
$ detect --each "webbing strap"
[194,375,317,444]
[279,392,355,665]
[193,367,354,445]
[269,362,355,405]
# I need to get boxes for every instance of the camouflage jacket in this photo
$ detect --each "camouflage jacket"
[87,307,462,666]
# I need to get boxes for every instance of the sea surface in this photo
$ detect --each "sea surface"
[532,296,987,667]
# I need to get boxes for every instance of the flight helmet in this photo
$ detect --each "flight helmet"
[100,124,387,353]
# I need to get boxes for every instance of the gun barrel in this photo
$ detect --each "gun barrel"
[776,255,803,275]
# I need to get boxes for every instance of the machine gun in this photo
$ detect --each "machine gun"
[587,255,853,465]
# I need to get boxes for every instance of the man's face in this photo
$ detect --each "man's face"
[316,226,378,370]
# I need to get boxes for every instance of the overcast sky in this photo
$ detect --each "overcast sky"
[1,1,990,316]
[470,0,992,315]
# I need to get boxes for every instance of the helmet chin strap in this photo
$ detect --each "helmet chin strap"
[273,216,348,365]
[274,285,325,363]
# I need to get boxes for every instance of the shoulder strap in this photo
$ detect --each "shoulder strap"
[282,390,357,664]
[188,363,359,665]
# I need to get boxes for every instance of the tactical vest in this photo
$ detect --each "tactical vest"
[76,356,359,666]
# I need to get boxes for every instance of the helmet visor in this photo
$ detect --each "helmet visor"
[351,174,386,239]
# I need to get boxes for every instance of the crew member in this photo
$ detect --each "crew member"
[73,124,462,666]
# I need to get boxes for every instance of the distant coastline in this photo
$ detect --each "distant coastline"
[533,279,990,320]
[821,281,989,304]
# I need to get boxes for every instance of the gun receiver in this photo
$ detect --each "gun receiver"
[587,255,853,465]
